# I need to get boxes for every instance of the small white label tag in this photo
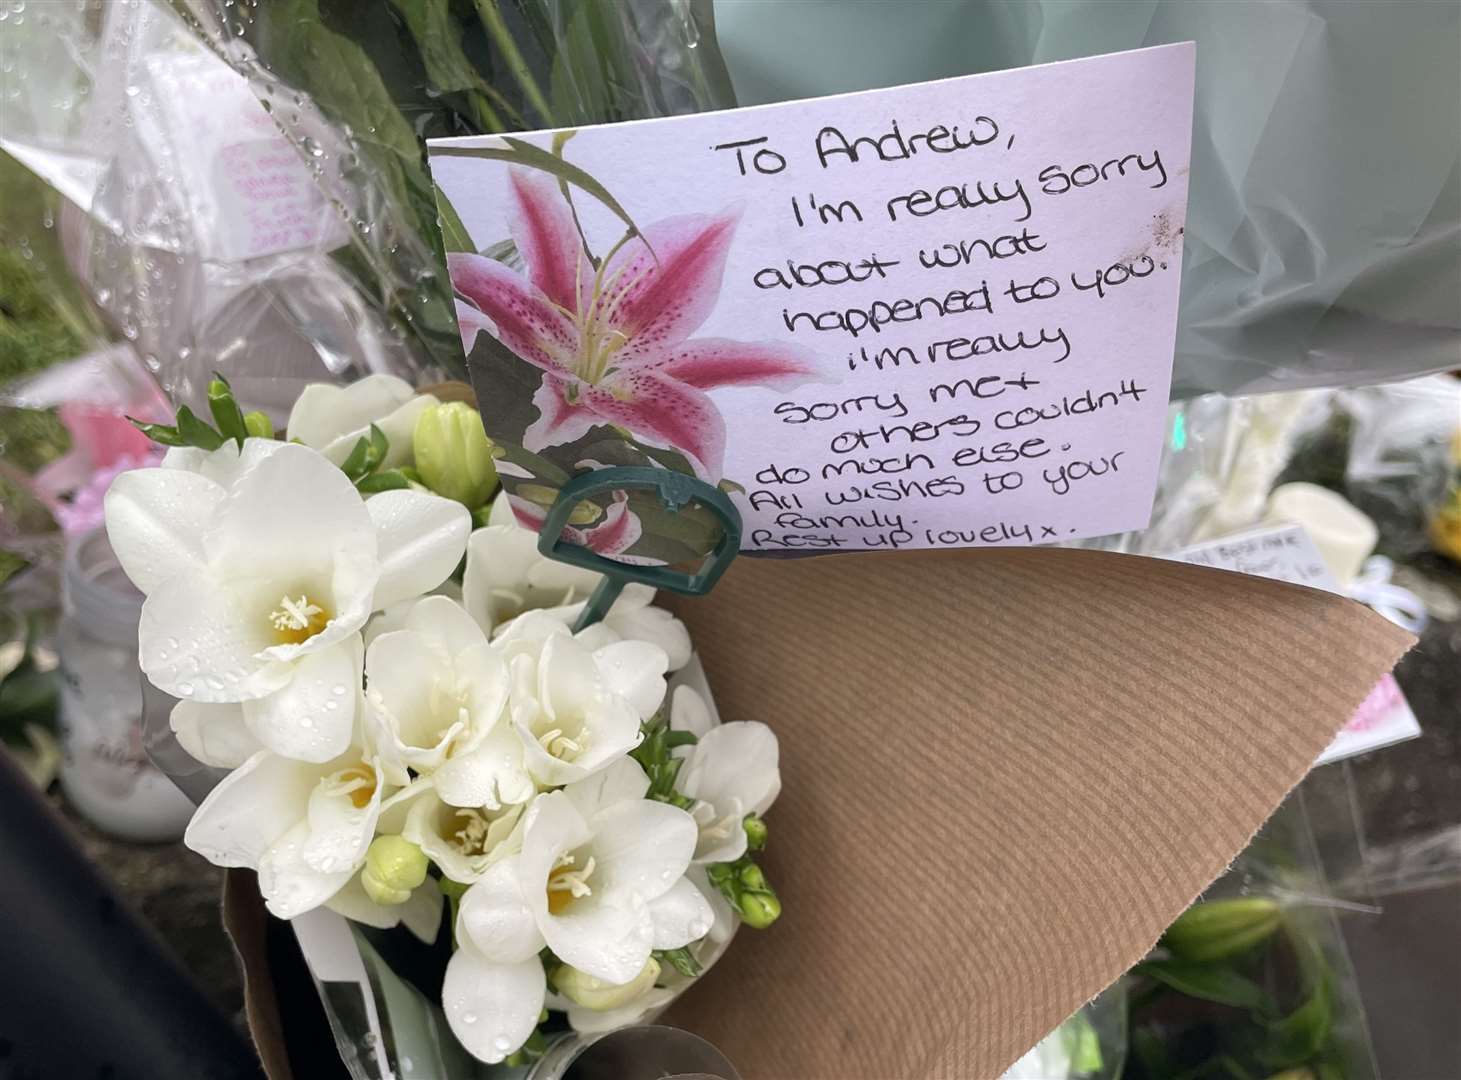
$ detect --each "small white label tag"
[147,51,348,262]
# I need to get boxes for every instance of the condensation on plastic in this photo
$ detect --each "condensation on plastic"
[1068,388,1333,556]
[166,0,735,409]
[1,0,735,422]
[712,0,1461,400]
[1317,376,1461,560]
[0,1,426,421]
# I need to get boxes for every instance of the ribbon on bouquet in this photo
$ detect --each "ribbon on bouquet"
[1346,555,1429,635]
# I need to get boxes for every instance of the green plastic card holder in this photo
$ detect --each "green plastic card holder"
[536,466,742,631]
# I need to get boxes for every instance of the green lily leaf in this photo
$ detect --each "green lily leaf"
[386,0,521,131]
[432,135,645,244]
[1258,976,1333,1070]
[436,190,475,255]
[1136,958,1272,1010]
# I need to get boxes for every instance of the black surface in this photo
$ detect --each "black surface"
[0,750,262,1080]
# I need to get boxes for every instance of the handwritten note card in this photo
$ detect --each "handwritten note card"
[430,44,1194,559]
[1170,525,1422,765]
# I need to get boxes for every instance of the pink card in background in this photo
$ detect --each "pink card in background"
[429,44,1194,558]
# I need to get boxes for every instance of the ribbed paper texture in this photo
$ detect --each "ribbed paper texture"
[665,548,1413,1079]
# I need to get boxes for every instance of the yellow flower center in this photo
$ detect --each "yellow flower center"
[269,593,332,646]
[450,808,495,857]
[323,763,376,810]
[546,852,596,915]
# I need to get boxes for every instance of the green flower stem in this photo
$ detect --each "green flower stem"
[472,0,555,126]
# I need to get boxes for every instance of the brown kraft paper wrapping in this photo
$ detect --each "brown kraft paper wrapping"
[663,547,1413,1079]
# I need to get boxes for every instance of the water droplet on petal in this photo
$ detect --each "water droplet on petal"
[177,682,194,696]
[492,1035,512,1052]
[331,684,347,696]
[461,1012,478,1025]
[300,717,314,729]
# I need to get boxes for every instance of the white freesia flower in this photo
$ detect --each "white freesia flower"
[489,760,712,979]
[105,439,469,762]
[169,699,262,768]
[401,786,526,884]
[537,584,692,672]
[443,760,713,1062]
[672,686,781,865]
[462,514,601,636]
[463,495,691,669]
[286,374,438,469]
[442,941,546,1066]
[183,745,396,918]
[364,596,531,807]
[326,873,443,943]
[494,614,666,787]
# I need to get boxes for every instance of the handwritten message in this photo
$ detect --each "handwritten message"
[431,44,1194,554]
[149,53,347,262]
[1170,525,1421,765]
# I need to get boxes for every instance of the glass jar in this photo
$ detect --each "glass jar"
[56,526,195,841]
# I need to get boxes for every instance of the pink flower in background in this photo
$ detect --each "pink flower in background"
[449,168,820,481]
[32,404,163,535]
[507,490,643,559]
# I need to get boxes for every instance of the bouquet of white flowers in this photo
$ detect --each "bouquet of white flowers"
[103,373,781,1067]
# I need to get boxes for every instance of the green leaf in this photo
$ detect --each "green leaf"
[432,135,646,244]
[1135,958,1271,1010]
[386,0,521,130]
[496,443,571,486]
[128,418,187,447]
[436,189,476,254]
[368,422,388,464]
[356,469,413,493]
[340,424,389,483]
[208,374,249,448]
[653,946,702,978]
[1258,977,1333,1070]
[175,406,225,451]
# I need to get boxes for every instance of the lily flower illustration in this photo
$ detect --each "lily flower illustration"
[449,168,820,480]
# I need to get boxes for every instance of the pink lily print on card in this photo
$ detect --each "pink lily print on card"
[450,168,819,484]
